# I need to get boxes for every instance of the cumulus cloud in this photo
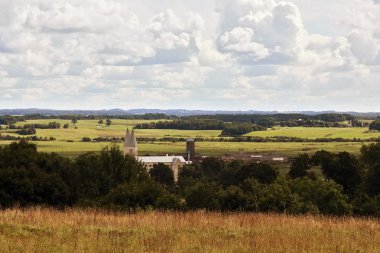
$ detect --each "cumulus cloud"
[218,0,304,63]
[0,0,380,111]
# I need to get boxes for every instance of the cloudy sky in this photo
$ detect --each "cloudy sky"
[0,0,380,111]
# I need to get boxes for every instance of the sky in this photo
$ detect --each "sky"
[0,0,380,111]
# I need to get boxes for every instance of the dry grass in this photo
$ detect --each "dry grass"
[0,208,378,253]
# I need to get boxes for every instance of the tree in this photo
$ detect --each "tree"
[220,185,248,211]
[149,163,174,187]
[63,123,69,129]
[98,119,104,125]
[237,163,279,184]
[106,119,112,126]
[185,180,223,210]
[82,137,91,142]
[369,120,380,131]
[288,154,311,179]
[289,178,352,215]
[201,157,225,180]
[71,117,78,126]
[314,151,363,195]
[100,181,165,211]
[361,143,380,196]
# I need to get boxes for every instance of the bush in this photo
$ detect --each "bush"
[369,120,380,131]
[82,137,91,142]
[100,182,164,211]
[149,163,174,187]
[16,128,36,135]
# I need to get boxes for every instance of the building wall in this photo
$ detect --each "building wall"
[124,146,138,157]
[144,160,184,182]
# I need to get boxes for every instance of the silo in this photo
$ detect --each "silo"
[186,138,195,162]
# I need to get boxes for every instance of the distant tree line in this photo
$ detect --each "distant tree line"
[0,113,173,125]
[0,135,56,141]
[220,123,266,136]
[80,136,380,144]
[135,119,225,130]
[180,113,366,128]
[134,113,370,136]
[8,122,61,130]
[135,120,266,136]
[183,113,355,124]
[0,140,379,216]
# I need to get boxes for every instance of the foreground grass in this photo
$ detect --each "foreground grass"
[0,208,378,253]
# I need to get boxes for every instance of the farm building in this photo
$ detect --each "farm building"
[124,129,188,181]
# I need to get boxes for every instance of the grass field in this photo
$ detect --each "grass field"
[1,119,221,141]
[1,119,378,157]
[245,127,380,139]
[0,140,368,158]
[0,208,378,253]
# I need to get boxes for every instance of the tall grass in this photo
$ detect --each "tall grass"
[0,208,378,252]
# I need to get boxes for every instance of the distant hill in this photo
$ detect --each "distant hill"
[0,108,379,118]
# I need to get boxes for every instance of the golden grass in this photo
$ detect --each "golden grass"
[0,208,378,253]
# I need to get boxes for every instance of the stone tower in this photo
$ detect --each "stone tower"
[124,128,138,157]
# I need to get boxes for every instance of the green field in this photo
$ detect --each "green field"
[0,140,367,158]
[245,127,380,139]
[1,119,220,141]
[1,119,378,157]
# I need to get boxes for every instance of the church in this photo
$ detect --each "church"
[124,129,188,181]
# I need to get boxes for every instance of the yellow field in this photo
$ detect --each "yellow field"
[0,208,378,253]
[1,119,378,156]
[245,127,380,139]
[0,140,368,157]
[1,119,220,141]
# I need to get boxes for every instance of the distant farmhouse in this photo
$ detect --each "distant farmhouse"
[124,129,189,181]
[124,128,288,180]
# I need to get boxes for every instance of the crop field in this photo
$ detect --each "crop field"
[0,140,367,158]
[1,119,220,141]
[0,208,378,253]
[0,119,378,157]
[245,127,380,139]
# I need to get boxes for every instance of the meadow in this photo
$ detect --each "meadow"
[1,119,379,157]
[245,126,380,139]
[0,208,378,253]
[0,140,367,158]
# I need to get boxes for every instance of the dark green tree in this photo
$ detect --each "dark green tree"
[237,163,279,184]
[149,163,174,187]
[288,154,311,179]
[71,117,78,126]
[185,180,223,210]
[361,143,380,196]
[369,120,380,131]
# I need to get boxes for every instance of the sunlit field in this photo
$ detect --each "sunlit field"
[245,127,380,139]
[0,119,377,157]
[0,208,378,253]
[1,119,220,141]
[0,140,368,158]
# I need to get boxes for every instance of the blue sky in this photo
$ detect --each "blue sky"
[0,0,380,111]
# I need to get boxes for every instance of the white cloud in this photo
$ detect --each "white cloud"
[0,0,380,111]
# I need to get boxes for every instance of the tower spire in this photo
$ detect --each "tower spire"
[124,128,138,157]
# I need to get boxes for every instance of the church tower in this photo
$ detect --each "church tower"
[124,128,138,157]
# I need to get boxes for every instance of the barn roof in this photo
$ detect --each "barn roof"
[138,156,186,164]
